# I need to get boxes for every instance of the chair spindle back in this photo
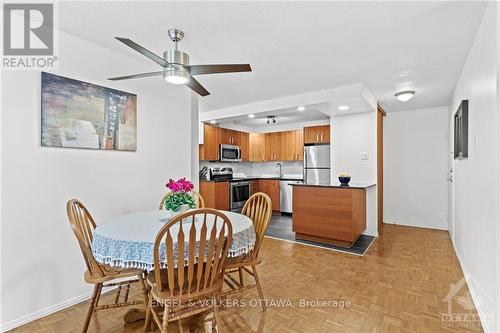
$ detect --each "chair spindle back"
[241,192,272,259]
[152,209,232,301]
[66,199,104,279]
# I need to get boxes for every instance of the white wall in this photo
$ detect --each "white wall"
[0,31,193,331]
[384,106,449,230]
[449,2,499,332]
[331,112,377,183]
[331,111,378,236]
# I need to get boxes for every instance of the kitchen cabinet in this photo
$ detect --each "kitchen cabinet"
[304,125,330,144]
[250,180,258,195]
[249,133,266,162]
[219,128,240,146]
[258,180,280,211]
[265,132,283,161]
[293,185,366,248]
[199,124,219,161]
[282,130,304,161]
[199,181,229,210]
[240,132,249,161]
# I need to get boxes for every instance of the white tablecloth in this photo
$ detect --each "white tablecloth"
[92,210,255,270]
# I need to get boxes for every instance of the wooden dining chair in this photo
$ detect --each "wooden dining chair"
[158,191,205,210]
[144,208,233,333]
[66,199,148,333]
[223,192,272,311]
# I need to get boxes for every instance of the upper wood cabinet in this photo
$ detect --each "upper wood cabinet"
[304,125,330,144]
[199,124,219,161]
[265,132,283,161]
[240,132,249,161]
[257,179,280,211]
[249,133,266,162]
[295,129,304,160]
[219,128,239,146]
[282,130,304,161]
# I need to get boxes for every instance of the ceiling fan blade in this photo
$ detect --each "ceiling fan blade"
[187,64,252,76]
[108,71,163,81]
[186,76,210,96]
[115,37,168,67]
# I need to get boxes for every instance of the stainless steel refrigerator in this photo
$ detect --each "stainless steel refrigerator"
[304,145,330,184]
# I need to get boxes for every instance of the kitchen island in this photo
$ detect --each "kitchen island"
[291,182,376,248]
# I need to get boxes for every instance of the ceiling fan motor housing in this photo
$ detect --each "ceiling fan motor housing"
[164,50,189,66]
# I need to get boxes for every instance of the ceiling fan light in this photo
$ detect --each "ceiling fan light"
[164,67,190,85]
[395,90,415,102]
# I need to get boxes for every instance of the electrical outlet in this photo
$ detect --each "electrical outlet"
[361,152,368,160]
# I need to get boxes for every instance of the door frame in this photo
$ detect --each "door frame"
[377,104,386,230]
[447,106,455,242]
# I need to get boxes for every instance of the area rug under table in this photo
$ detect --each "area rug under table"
[265,214,375,256]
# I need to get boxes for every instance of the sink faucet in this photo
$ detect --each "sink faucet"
[276,163,282,178]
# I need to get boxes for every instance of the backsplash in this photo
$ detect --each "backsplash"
[199,161,303,178]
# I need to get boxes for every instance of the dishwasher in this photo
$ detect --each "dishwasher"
[280,180,303,214]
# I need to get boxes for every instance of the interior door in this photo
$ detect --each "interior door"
[447,108,455,241]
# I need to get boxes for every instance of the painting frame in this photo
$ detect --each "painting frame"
[40,72,137,151]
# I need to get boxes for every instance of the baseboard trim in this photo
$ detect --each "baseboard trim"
[451,241,494,333]
[0,290,92,332]
[383,221,448,231]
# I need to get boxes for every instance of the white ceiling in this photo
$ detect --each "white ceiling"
[59,1,487,112]
[217,105,329,128]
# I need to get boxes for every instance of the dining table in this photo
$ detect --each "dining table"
[91,209,256,328]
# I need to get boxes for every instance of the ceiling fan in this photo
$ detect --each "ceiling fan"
[108,28,252,97]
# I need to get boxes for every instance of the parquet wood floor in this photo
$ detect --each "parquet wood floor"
[9,225,483,333]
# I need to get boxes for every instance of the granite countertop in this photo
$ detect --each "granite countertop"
[200,175,303,183]
[291,182,376,189]
[231,176,303,182]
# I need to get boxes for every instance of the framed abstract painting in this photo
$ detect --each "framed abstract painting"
[40,72,137,151]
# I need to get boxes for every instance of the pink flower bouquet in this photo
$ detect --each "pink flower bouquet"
[164,178,196,212]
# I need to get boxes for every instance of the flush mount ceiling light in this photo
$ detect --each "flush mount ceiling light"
[338,105,349,111]
[297,106,306,112]
[210,120,217,124]
[248,114,255,118]
[266,116,277,125]
[395,90,415,102]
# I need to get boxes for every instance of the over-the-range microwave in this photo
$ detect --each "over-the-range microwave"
[219,144,242,162]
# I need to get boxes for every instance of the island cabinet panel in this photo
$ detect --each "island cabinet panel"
[199,124,219,161]
[292,186,366,247]
[200,181,229,211]
[258,179,280,212]
[240,131,249,161]
[249,133,266,162]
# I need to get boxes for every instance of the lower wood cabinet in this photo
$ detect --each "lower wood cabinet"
[250,180,258,195]
[199,181,229,210]
[257,180,280,212]
[292,186,366,248]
